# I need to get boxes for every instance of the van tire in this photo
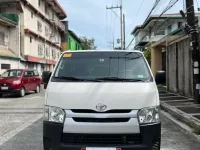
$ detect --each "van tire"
[19,87,25,97]
[35,85,40,93]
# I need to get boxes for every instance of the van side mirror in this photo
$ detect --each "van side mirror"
[42,71,52,89]
[155,71,166,85]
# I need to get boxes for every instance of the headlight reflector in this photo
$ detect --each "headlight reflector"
[44,106,65,123]
[138,106,160,124]
[13,80,21,85]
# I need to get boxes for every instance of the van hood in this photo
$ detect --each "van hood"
[46,82,159,110]
[0,77,20,84]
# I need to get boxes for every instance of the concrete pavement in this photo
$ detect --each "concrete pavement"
[0,87,44,145]
[1,113,200,150]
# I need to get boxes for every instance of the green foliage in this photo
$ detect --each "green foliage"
[80,36,97,50]
[194,126,200,135]
[144,48,151,65]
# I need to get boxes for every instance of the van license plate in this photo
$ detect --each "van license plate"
[86,148,116,150]
[1,87,8,90]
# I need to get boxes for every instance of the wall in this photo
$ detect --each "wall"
[24,34,60,61]
[167,38,193,97]
[0,25,8,47]
[68,33,83,50]
[0,58,19,74]
[9,26,20,57]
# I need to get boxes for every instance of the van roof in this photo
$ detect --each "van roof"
[62,50,143,54]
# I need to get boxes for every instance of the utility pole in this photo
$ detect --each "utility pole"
[106,2,123,50]
[185,0,200,103]
[123,14,126,50]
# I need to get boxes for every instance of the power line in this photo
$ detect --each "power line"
[125,0,145,38]
[195,0,199,10]
[126,0,179,49]
[126,0,162,49]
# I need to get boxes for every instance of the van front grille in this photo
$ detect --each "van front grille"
[0,83,11,87]
[71,109,132,114]
[72,118,130,123]
[61,133,142,145]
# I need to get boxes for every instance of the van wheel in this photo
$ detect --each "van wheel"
[19,87,25,97]
[35,85,40,93]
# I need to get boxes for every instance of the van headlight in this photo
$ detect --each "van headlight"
[138,106,160,125]
[44,106,65,123]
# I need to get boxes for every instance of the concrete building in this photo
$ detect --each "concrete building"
[0,14,21,74]
[131,13,200,97]
[0,0,67,75]
[68,30,83,51]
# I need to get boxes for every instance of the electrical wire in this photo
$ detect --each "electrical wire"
[126,0,162,49]
[126,0,179,49]
[125,0,145,37]
[195,0,199,9]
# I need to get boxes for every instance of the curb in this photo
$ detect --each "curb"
[160,102,200,141]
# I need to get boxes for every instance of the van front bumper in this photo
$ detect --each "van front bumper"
[43,121,161,150]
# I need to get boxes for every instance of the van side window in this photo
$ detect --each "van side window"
[24,71,28,77]
[34,70,39,76]
[28,71,34,77]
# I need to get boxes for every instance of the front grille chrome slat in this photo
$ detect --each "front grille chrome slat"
[71,109,132,113]
[72,118,130,123]
[61,134,142,145]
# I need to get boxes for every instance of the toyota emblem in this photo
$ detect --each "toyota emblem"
[96,103,107,112]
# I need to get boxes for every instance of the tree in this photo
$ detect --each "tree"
[114,47,121,50]
[144,48,151,66]
[80,36,97,50]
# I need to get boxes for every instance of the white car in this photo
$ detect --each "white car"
[42,50,165,150]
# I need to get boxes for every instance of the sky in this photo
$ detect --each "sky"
[58,0,199,50]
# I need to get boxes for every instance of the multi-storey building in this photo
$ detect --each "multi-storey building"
[0,14,20,74]
[0,0,67,75]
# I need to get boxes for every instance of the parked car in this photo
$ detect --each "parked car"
[0,69,41,97]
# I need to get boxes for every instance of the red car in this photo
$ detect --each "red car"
[0,69,41,97]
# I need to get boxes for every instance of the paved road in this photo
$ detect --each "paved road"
[0,89,200,150]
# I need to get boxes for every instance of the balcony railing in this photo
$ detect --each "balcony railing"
[49,16,65,31]
[0,14,18,25]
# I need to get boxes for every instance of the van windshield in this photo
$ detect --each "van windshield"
[53,52,152,82]
[1,70,22,78]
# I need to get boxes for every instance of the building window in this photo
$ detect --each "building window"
[45,5,48,14]
[1,64,10,69]
[52,13,55,21]
[30,37,32,43]
[167,25,172,34]
[46,47,50,57]
[156,30,165,36]
[57,52,60,58]
[178,22,182,28]
[31,12,34,18]
[38,0,41,6]
[0,32,4,45]
[37,21,42,32]
[52,50,56,59]
[45,26,49,36]
[68,37,71,49]
[38,45,43,56]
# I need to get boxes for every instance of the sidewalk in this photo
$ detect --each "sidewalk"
[158,87,200,137]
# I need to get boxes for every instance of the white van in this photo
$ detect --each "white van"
[42,50,165,150]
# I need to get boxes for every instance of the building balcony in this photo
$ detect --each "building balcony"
[0,14,18,26]
[50,17,65,32]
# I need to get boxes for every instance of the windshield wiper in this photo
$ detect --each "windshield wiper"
[54,76,102,82]
[95,77,146,82]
